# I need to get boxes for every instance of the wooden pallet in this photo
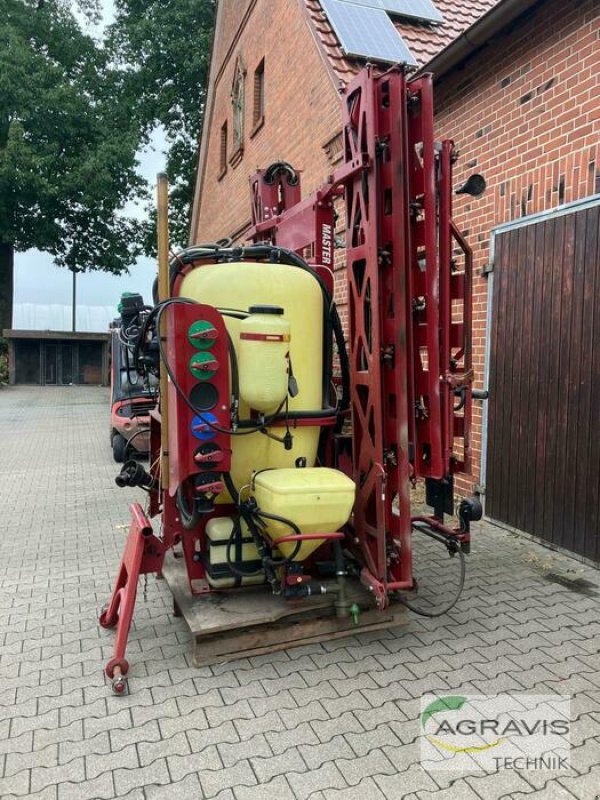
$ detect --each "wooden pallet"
[161,553,406,665]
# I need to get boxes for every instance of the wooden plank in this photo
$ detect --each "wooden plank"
[506,224,529,528]
[164,553,339,635]
[574,206,598,560]
[496,228,520,522]
[162,552,406,666]
[551,211,576,549]
[516,221,538,534]
[192,606,405,666]
[561,209,588,554]
[532,220,554,540]
[541,214,566,543]
[486,231,511,520]
[583,206,600,562]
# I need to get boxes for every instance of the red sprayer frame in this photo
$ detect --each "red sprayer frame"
[101,66,478,685]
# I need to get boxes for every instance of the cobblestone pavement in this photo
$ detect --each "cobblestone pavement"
[0,386,599,800]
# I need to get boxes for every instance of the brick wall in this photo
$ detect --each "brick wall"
[194,0,342,243]
[194,0,599,496]
[213,0,254,69]
[434,0,599,492]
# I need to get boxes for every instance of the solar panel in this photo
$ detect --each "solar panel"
[320,0,418,66]
[339,0,444,24]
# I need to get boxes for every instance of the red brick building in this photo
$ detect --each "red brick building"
[191,0,600,561]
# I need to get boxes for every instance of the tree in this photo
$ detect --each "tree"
[108,0,216,250]
[0,0,144,332]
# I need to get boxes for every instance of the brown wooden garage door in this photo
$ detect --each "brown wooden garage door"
[486,203,600,562]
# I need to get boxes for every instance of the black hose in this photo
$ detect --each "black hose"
[176,482,200,530]
[225,328,240,410]
[237,408,337,426]
[123,427,151,460]
[133,295,201,360]
[397,526,466,618]
[223,473,303,566]
[253,510,303,564]
[331,303,350,430]
[263,161,299,186]
[225,518,263,578]
[153,299,286,437]
[122,338,138,387]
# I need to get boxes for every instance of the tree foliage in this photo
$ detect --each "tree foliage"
[0,0,143,268]
[108,0,216,249]
[0,0,216,331]
[0,0,145,329]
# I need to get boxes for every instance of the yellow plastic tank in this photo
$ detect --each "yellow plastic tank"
[179,261,324,498]
[238,305,290,413]
[252,467,356,560]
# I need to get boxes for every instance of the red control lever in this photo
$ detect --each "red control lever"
[191,358,219,372]
[194,480,224,495]
[194,449,224,464]
[192,421,211,433]
[190,327,218,340]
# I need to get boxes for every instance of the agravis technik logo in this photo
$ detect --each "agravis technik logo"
[419,694,571,772]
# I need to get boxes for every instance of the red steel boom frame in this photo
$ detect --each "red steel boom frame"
[247,66,475,606]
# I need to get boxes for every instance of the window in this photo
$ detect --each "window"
[230,56,246,165]
[252,58,265,134]
[219,121,227,178]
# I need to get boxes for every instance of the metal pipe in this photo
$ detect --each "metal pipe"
[156,173,170,488]
[275,532,345,544]
[71,268,77,332]
[333,540,351,619]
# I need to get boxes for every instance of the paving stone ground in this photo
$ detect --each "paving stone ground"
[0,386,598,800]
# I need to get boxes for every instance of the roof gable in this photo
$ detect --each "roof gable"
[305,0,501,79]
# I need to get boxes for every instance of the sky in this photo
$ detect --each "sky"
[13,0,168,328]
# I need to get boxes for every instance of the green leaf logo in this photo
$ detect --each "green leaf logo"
[421,696,468,729]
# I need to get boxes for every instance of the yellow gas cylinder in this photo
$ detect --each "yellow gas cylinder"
[238,305,290,413]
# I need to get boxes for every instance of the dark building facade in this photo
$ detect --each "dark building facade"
[3,330,109,386]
